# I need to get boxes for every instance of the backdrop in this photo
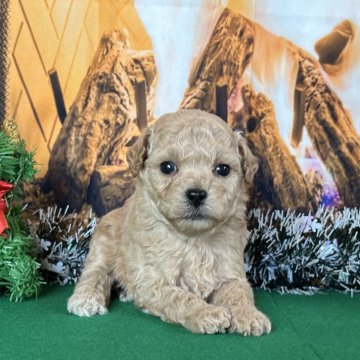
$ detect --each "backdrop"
[7,0,360,215]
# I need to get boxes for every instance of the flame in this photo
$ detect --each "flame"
[135,0,226,116]
[249,23,299,152]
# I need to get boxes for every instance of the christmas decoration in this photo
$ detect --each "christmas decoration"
[28,205,97,285]
[0,130,41,301]
[26,202,360,295]
[245,207,360,295]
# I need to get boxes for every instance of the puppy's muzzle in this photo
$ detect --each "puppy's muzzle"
[186,188,207,208]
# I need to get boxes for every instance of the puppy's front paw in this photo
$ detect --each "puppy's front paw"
[230,305,271,336]
[185,305,231,334]
[67,292,108,317]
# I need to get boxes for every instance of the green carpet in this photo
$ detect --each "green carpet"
[1,286,359,360]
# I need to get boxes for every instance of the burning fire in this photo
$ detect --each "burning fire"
[135,0,226,116]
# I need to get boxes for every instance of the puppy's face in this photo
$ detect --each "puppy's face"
[127,110,257,235]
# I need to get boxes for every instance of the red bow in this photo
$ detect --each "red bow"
[0,180,13,236]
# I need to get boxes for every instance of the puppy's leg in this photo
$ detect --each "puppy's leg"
[211,280,271,336]
[139,285,231,334]
[67,237,112,317]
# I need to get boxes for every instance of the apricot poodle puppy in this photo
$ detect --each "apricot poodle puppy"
[67,109,271,336]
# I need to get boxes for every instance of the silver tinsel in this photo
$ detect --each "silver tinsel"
[28,205,360,294]
[28,206,97,285]
[245,207,360,294]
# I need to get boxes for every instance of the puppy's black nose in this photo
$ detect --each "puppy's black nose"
[186,188,207,208]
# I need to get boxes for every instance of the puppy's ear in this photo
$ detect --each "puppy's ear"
[126,127,152,177]
[235,131,258,184]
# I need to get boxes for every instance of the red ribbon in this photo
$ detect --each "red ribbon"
[0,180,13,236]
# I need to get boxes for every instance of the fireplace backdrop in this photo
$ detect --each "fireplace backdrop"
[7,0,360,214]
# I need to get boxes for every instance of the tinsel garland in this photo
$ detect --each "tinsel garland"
[28,206,97,285]
[0,212,42,300]
[245,207,360,294]
[29,204,360,294]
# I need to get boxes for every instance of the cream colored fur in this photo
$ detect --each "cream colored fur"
[67,109,271,335]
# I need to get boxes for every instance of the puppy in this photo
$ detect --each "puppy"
[67,109,271,335]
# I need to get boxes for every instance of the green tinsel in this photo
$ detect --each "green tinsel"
[0,231,42,301]
[0,129,41,301]
[0,131,36,189]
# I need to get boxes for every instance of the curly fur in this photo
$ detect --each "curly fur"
[67,109,271,335]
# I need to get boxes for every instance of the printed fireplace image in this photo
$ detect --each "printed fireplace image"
[8,0,360,216]
[4,0,360,299]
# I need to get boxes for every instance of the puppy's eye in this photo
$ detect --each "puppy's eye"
[215,164,230,177]
[160,161,177,175]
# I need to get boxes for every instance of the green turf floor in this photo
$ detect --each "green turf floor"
[1,285,359,360]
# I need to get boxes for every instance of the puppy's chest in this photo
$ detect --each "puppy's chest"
[176,245,224,299]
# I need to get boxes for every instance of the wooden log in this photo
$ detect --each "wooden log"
[44,29,157,211]
[87,166,135,217]
[233,85,312,210]
[296,50,360,207]
[182,8,360,208]
[135,80,148,130]
[215,85,228,122]
[180,8,254,112]
[315,20,356,75]
[291,88,306,148]
[48,68,67,124]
